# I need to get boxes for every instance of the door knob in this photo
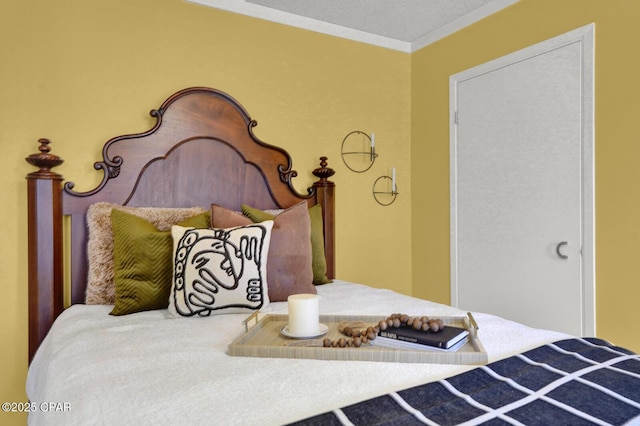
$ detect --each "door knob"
[556,241,568,259]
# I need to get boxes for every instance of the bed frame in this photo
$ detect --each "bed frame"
[25,87,335,362]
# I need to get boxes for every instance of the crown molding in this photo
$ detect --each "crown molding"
[187,0,519,53]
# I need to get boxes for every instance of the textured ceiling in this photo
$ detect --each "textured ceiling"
[187,0,519,52]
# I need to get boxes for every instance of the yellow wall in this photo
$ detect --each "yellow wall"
[1,1,410,423]
[412,0,640,353]
[4,0,640,423]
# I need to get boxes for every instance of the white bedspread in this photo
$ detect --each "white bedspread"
[26,281,570,425]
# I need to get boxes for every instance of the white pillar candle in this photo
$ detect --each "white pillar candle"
[392,167,396,192]
[287,293,320,336]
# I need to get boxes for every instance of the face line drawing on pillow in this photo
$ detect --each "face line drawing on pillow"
[183,229,243,292]
[173,225,269,316]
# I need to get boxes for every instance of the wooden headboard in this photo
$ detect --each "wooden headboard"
[25,87,335,361]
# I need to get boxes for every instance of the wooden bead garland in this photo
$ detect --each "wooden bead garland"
[322,313,445,348]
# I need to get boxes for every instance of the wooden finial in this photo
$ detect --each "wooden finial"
[26,138,64,177]
[312,156,335,183]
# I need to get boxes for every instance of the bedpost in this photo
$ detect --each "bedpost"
[312,157,335,279]
[25,138,64,362]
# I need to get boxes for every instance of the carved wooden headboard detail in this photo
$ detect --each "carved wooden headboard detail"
[26,87,335,361]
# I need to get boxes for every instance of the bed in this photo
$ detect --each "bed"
[25,87,640,425]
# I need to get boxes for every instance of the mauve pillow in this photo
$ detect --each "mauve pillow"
[211,201,315,301]
[241,203,331,285]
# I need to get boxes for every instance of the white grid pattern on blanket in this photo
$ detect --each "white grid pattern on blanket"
[319,338,640,426]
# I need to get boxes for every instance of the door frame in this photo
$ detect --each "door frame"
[449,24,595,336]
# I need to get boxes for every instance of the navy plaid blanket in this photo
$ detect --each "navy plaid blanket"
[291,338,640,425]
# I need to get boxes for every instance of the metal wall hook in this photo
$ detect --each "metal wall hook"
[556,241,568,259]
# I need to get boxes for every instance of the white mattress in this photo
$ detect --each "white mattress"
[26,281,570,425]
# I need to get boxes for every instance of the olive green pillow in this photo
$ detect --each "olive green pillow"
[110,209,210,315]
[241,203,332,285]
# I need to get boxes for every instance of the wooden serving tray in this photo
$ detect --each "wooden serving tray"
[228,314,488,365]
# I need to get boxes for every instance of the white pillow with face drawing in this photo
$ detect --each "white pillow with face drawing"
[169,221,273,317]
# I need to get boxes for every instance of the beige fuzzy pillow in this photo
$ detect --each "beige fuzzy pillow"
[85,202,208,305]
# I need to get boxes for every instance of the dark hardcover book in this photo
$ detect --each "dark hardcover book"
[377,324,469,349]
[371,335,468,352]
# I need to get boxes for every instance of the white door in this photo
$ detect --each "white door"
[450,25,595,336]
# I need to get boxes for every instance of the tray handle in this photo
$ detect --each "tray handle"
[242,311,261,332]
[466,312,479,336]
